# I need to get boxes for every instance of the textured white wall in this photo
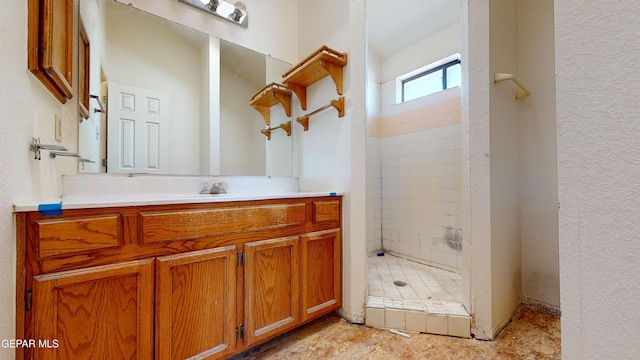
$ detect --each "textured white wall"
[296,0,367,323]
[555,1,640,359]
[1,1,81,355]
[466,0,559,340]
[380,24,461,84]
[466,0,493,340]
[467,0,558,336]
[489,0,522,332]
[518,0,559,311]
[459,0,472,325]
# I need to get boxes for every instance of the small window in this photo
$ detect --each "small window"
[401,58,461,102]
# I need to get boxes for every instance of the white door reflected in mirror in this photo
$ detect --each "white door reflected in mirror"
[107,82,169,174]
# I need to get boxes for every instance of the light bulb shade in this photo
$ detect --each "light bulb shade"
[229,2,246,22]
[234,1,246,13]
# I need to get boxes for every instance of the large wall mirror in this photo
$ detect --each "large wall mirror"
[78,0,293,177]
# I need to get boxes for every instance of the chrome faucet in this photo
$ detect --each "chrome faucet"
[209,182,227,194]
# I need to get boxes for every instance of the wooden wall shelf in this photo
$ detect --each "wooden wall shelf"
[282,45,347,110]
[250,83,292,126]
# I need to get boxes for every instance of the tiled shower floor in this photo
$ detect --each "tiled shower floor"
[366,253,471,337]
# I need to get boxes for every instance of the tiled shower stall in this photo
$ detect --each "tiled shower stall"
[365,72,468,334]
[368,86,463,270]
[379,101,463,272]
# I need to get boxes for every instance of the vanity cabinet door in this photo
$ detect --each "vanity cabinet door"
[156,246,237,360]
[244,236,300,346]
[300,229,342,321]
[31,259,154,360]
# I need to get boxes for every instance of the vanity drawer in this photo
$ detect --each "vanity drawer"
[141,203,307,243]
[312,200,340,223]
[36,215,122,258]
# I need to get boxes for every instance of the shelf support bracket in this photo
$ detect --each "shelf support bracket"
[273,93,292,117]
[253,105,272,126]
[321,60,344,95]
[287,83,307,111]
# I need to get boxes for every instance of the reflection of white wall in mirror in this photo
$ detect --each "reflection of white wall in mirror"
[105,0,203,174]
[266,116,293,177]
[78,0,108,172]
[265,55,290,85]
[116,0,298,65]
[265,56,294,177]
[220,54,265,175]
[200,36,221,175]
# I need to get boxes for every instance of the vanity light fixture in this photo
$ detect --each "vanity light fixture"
[203,0,219,11]
[228,2,247,22]
[178,0,249,28]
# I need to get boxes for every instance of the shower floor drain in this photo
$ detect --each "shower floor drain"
[393,280,407,287]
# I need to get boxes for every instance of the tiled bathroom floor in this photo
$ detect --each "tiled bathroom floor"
[366,253,470,337]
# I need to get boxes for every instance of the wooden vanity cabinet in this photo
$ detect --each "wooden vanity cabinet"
[16,196,342,360]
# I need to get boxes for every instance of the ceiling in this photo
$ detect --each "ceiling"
[367,0,461,58]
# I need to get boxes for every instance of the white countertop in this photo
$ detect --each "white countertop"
[13,191,342,212]
[13,175,342,212]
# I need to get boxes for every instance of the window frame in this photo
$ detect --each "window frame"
[400,58,461,102]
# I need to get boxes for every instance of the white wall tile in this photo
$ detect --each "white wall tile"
[377,98,462,270]
[426,314,448,335]
[385,309,406,330]
[405,311,428,333]
[448,315,471,338]
[366,307,386,328]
